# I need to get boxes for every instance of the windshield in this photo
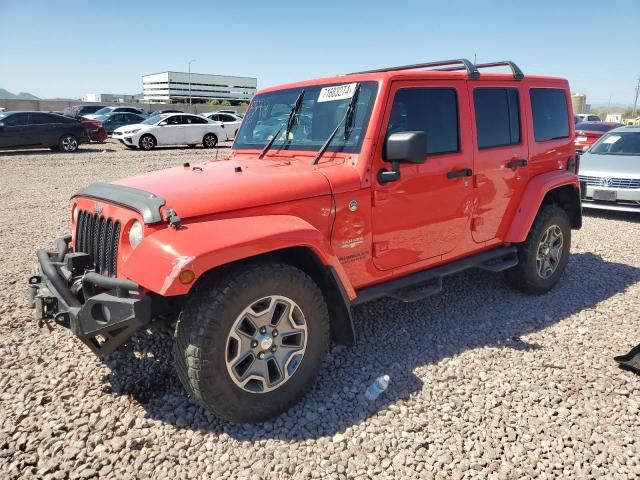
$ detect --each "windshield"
[575,122,613,132]
[141,114,166,125]
[590,132,640,155]
[234,81,378,154]
[93,107,112,115]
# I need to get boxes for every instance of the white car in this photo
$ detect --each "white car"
[200,111,242,140]
[112,113,226,150]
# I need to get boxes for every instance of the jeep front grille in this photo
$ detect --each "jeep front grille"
[75,210,121,276]
[579,175,640,189]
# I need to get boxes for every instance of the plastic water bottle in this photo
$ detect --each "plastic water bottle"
[365,374,390,401]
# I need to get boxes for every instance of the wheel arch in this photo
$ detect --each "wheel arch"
[193,247,356,345]
[505,171,582,243]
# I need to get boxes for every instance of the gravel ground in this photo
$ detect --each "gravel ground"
[1,140,639,479]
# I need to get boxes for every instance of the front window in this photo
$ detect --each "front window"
[235,81,378,154]
[590,131,640,155]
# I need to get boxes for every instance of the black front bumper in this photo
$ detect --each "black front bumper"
[28,236,155,357]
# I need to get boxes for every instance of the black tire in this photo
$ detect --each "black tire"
[174,262,330,423]
[203,133,218,148]
[505,205,571,294]
[139,134,156,150]
[59,134,79,152]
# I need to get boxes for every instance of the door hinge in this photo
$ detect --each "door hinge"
[372,190,389,206]
[372,242,388,257]
[471,217,484,231]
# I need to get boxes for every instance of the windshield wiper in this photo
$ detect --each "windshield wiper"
[312,84,360,165]
[258,127,282,159]
[258,89,305,159]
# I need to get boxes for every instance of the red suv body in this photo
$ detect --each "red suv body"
[29,59,582,422]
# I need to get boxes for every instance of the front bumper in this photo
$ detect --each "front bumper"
[28,236,156,357]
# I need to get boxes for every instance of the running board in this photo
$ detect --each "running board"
[352,246,517,306]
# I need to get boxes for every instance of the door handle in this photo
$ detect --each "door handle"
[506,159,527,169]
[447,168,473,179]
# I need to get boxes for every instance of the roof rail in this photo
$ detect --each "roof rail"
[349,59,525,81]
[349,59,480,79]
[438,61,524,80]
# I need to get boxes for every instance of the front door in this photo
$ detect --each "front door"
[371,80,474,271]
[468,82,529,242]
[0,112,31,147]
[158,115,186,145]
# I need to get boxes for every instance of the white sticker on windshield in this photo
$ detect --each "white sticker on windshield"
[317,83,357,103]
[603,135,621,144]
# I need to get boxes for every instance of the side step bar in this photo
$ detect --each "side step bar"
[352,246,517,306]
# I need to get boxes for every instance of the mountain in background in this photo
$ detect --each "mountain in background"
[0,88,40,100]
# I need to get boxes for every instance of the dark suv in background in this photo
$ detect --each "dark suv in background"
[0,111,89,152]
[63,105,107,119]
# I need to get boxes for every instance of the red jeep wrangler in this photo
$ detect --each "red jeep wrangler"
[29,59,581,423]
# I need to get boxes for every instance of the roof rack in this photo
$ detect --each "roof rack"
[349,59,524,81]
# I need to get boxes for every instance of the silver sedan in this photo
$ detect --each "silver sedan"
[578,126,640,213]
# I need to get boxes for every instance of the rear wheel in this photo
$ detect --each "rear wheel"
[139,134,156,151]
[203,133,217,148]
[174,262,330,423]
[505,205,571,294]
[59,134,79,152]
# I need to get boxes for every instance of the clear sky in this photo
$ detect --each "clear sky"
[1,0,638,105]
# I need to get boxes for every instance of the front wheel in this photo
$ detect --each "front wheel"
[174,262,330,423]
[203,133,218,148]
[505,205,571,294]
[139,134,156,150]
[59,134,79,152]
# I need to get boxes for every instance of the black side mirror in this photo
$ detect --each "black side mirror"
[379,131,427,184]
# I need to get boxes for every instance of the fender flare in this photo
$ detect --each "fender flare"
[120,215,356,300]
[505,171,581,243]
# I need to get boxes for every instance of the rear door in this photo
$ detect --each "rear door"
[468,82,529,242]
[182,115,208,144]
[31,113,60,146]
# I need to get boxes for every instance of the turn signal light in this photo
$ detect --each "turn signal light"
[178,270,196,285]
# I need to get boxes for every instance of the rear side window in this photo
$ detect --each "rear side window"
[31,113,57,124]
[530,88,570,142]
[386,88,459,155]
[474,88,520,149]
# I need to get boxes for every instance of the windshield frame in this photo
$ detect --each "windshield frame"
[234,81,379,155]
[589,131,640,156]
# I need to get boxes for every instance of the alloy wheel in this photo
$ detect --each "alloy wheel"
[536,225,564,279]
[225,295,307,393]
[61,136,78,152]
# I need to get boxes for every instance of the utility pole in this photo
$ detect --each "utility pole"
[188,59,196,106]
[633,77,640,118]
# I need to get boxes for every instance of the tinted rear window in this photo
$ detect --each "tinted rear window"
[474,88,521,149]
[530,88,570,142]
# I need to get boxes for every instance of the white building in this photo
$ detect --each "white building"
[82,93,139,103]
[142,71,257,104]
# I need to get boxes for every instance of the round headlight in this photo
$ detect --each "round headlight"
[128,221,144,249]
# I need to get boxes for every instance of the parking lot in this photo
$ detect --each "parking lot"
[1,141,639,479]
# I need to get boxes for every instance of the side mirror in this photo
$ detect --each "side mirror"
[158,121,167,126]
[379,131,427,184]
